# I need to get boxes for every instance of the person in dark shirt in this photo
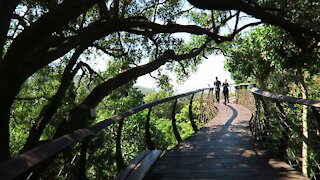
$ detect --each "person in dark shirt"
[214,77,221,102]
[222,79,229,105]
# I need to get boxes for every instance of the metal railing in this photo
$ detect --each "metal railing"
[0,88,217,179]
[237,86,320,179]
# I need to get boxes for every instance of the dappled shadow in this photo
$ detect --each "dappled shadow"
[145,103,307,179]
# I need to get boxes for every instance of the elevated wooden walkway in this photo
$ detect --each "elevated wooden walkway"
[146,102,308,179]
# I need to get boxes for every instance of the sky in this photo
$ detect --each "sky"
[94,52,235,94]
[135,54,235,93]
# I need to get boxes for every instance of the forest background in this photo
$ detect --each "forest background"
[0,0,319,178]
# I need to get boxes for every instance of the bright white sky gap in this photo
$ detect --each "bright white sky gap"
[135,54,235,93]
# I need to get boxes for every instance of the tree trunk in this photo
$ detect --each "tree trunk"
[297,68,309,99]
[257,77,267,91]
[0,96,12,161]
[0,64,24,161]
[297,68,309,177]
[0,5,22,158]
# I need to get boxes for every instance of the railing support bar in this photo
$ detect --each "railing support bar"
[145,107,155,150]
[171,99,182,142]
[199,90,205,123]
[116,119,125,172]
[189,93,198,132]
[77,137,89,180]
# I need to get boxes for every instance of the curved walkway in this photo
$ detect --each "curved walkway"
[146,102,307,179]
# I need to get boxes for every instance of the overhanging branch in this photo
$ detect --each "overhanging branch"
[54,39,214,138]
[187,0,320,41]
[21,46,86,153]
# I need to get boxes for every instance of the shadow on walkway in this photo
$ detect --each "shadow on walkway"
[219,104,238,134]
[146,103,307,179]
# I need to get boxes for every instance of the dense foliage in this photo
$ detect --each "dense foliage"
[223,1,319,177]
[223,0,319,94]
[1,0,319,178]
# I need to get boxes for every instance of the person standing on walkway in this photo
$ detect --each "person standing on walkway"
[222,79,230,105]
[214,77,221,102]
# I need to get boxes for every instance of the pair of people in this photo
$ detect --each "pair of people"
[214,77,229,104]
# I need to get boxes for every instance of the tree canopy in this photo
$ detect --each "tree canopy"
[0,0,319,164]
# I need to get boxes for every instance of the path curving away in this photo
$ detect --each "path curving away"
[145,102,308,179]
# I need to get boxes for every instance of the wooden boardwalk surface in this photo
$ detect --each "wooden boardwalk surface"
[145,102,308,179]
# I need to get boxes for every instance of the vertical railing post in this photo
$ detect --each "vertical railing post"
[77,137,89,180]
[189,93,198,132]
[171,99,182,142]
[145,107,155,150]
[205,89,210,123]
[199,90,205,123]
[116,119,125,172]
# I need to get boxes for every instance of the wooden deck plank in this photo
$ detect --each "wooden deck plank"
[145,102,308,179]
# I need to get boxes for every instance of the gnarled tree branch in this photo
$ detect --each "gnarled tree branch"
[187,0,320,42]
[54,39,213,138]
[21,46,86,153]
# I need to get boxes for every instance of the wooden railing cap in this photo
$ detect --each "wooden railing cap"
[0,87,213,179]
[249,87,320,108]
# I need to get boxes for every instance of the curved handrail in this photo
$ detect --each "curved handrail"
[239,86,320,178]
[0,87,214,179]
[249,87,320,108]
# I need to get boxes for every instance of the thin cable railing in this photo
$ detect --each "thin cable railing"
[0,88,217,179]
[237,86,320,179]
